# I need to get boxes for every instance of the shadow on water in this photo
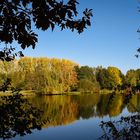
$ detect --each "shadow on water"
[0,93,46,140]
[99,113,140,140]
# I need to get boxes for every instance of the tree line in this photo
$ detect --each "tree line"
[0,57,140,94]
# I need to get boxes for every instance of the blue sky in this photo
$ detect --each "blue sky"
[22,0,140,74]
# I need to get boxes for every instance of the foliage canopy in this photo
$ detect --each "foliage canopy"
[0,0,92,60]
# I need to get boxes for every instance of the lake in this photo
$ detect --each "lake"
[0,93,140,140]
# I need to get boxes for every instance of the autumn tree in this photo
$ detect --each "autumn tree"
[96,66,123,90]
[107,66,123,89]
[2,57,78,94]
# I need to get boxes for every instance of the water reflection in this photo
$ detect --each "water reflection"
[0,93,140,139]
[29,93,140,126]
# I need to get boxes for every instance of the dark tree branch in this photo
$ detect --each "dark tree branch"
[0,0,93,61]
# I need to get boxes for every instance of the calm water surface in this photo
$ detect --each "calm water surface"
[1,93,140,140]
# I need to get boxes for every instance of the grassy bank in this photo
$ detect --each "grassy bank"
[99,89,113,94]
[0,90,36,96]
[0,90,99,96]
[34,91,82,96]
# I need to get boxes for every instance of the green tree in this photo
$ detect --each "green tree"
[125,69,137,87]
[76,66,96,82]
[78,79,100,93]
[135,69,140,87]
[96,67,111,89]
[75,66,100,92]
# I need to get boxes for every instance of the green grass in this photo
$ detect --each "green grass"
[63,91,81,95]
[0,89,111,96]
[0,90,36,96]
[99,89,113,94]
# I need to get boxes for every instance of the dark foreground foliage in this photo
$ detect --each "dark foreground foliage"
[0,0,92,61]
[99,114,140,140]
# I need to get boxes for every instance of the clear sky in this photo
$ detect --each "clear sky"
[22,0,140,74]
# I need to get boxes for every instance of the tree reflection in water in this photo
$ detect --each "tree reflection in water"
[0,94,45,139]
[0,91,139,139]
